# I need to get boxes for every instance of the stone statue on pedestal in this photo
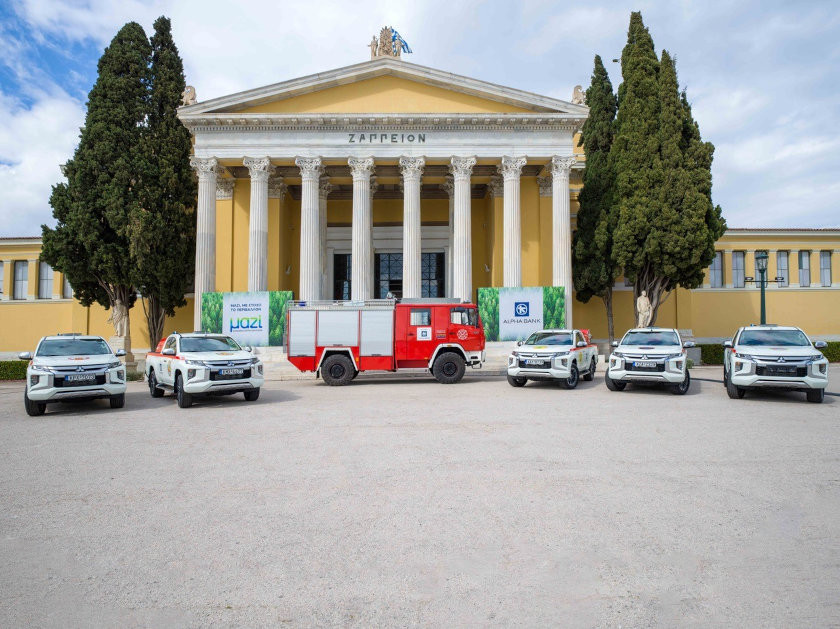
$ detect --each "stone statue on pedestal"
[636,290,653,328]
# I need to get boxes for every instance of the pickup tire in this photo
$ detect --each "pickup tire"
[433,352,466,384]
[24,391,46,417]
[604,369,626,391]
[583,357,596,381]
[670,370,690,395]
[726,376,745,399]
[244,388,260,402]
[175,373,193,408]
[806,389,824,403]
[147,369,164,398]
[507,375,527,387]
[321,354,355,386]
[109,393,125,409]
[561,363,579,390]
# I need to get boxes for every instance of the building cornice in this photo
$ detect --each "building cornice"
[722,228,840,238]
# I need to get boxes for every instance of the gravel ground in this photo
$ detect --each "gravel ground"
[1,366,839,628]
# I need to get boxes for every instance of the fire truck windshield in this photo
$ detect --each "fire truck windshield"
[451,307,478,327]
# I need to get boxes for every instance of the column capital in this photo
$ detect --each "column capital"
[442,175,455,198]
[488,175,504,199]
[244,157,275,182]
[499,155,527,180]
[295,156,324,180]
[450,156,476,178]
[348,156,375,179]
[549,155,576,178]
[216,178,234,200]
[318,176,333,199]
[268,176,286,199]
[190,156,218,179]
[537,175,552,197]
[399,155,425,179]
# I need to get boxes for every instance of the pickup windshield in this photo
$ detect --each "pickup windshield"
[180,336,241,352]
[37,338,111,356]
[622,331,680,346]
[738,329,810,346]
[524,332,572,345]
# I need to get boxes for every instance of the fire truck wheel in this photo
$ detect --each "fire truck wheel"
[432,352,466,384]
[507,375,527,387]
[321,354,355,386]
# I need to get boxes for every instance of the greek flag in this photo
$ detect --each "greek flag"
[391,29,412,54]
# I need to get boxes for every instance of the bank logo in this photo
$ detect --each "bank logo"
[514,302,529,317]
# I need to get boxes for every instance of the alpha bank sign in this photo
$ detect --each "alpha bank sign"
[500,287,543,341]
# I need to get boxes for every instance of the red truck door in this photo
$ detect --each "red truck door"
[395,305,436,367]
[447,305,483,349]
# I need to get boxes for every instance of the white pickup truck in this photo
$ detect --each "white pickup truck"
[20,334,127,416]
[723,324,829,403]
[145,332,264,408]
[605,327,693,395]
[507,329,598,389]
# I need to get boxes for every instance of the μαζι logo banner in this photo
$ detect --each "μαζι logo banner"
[223,292,269,347]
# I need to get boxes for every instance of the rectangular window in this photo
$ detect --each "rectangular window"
[409,308,431,326]
[709,251,723,288]
[732,251,745,288]
[820,251,832,287]
[420,252,445,298]
[374,252,402,299]
[799,250,810,287]
[776,251,789,287]
[13,261,28,299]
[63,276,72,299]
[333,253,351,300]
[38,261,53,299]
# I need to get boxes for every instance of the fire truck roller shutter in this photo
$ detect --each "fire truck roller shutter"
[289,310,316,356]
[317,310,360,347]
[361,310,394,356]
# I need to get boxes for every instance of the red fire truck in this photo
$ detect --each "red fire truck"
[286,299,486,385]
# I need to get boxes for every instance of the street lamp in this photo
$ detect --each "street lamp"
[755,251,768,324]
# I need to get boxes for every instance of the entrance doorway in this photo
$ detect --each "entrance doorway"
[332,252,446,299]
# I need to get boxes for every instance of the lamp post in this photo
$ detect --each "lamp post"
[755,251,769,324]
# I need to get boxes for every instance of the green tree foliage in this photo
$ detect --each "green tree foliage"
[477,288,499,341]
[573,55,619,342]
[269,291,293,345]
[132,16,196,346]
[611,13,725,324]
[42,23,151,333]
[200,292,223,333]
[542,286,565,329]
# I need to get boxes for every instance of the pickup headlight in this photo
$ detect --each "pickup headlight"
[735,352,754,360]
[185,359,209,367]
[250,357,260,365]
[30,362,53,373]
[511,350,519,357]
[613,351,625,358]
[664,353,683,360]
[552,351,569,359]
[807,353,824,362]
[108,360,121,369]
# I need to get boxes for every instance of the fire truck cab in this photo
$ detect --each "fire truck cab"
[286,299,486,385]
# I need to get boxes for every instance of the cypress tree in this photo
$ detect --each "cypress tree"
[573,55,619,343]
[42,22,151,345]
[132,16,196,346]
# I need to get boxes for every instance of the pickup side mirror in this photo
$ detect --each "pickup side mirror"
[115,349,126,357]
[18,351,31,360]
[722,340,733,348]
[244,346,253,352]
[576,341,587,348]
[683,341,696,348]
[516,340,523,346]
[814,340,828,349]
[162,348,176,356]
[611,341,619,348]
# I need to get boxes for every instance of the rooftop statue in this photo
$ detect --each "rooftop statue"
[369,27,412,59]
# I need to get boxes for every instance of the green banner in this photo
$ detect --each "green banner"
[200,291,293,346]
[477,286,565,342]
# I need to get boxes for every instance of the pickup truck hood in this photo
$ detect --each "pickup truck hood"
[31,353,116,368]
[733,345,821,358]
[180,350,254,362]
[516,344,574,355]
[615,344,684,356]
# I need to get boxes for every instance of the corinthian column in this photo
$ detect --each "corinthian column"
[450,156,476,302]
[293,157,323,301]
[318,176,332,300]
[349,157,375,300]
[399,156,425,298]
[244,157,275,292]
[550,156,576,327]
[442,176,454,298]
[500,156,527,287]
[190,156,218,330]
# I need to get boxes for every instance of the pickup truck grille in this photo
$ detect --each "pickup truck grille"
[205,359,252,368]
[752,355,810,363]
[49,363,110,373]
[756,365,807,377]
[210,368,252,381]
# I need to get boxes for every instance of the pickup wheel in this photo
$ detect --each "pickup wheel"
[561,363,579,390]
[583,357,596,381]
[433,352,466,384]
[722,365,729,387]
[507,375,527,387]
[604,369,626,391]
[670,370,690,395]
[321,355,355,386]
[24,390,46,417]
[109,393,125,409]
[726,376,745,399]
[244,388,260,402]
[806,389,824,403]
[147,369,164,398]
[175,373,193,408]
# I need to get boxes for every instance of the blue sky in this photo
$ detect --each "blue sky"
[0,0,838,236]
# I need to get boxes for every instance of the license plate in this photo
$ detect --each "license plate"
[219,368,244,376]
[633,361,657,368]
[524,359,546,366]
[65,373,95,383]
[770,367,796,375]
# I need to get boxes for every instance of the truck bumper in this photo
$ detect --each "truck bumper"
[730,361,828,390]
[507,364,574,380]
[606,356,686,384]
[183,373,265,395]
[26,375,126,403]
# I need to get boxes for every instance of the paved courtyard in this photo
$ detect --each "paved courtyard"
[1,367,839,627]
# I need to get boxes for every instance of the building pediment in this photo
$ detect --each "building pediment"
[179,57,588,117]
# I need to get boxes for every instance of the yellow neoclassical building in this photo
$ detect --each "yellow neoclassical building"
[1,55,838,353]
